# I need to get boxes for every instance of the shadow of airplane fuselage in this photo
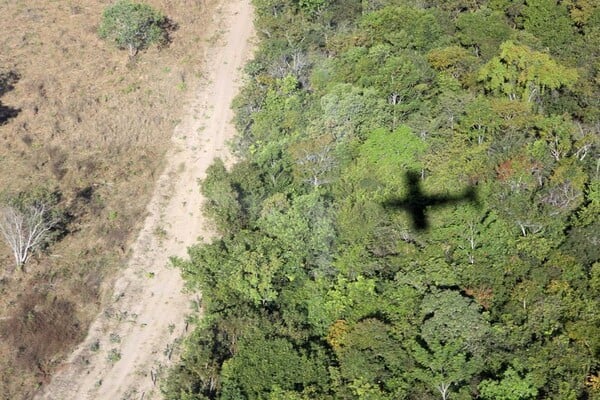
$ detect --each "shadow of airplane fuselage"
[383,170,478,230]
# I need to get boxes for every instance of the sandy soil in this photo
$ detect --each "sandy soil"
[36,0,255,398]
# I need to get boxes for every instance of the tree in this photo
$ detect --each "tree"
[318,84,388,142]
[427,46,478,84]
[358,126,427,189]
[0,190,61,269]
[98,0,168,57]
[219,332,329,399]
[411,290,492,398]
[456,9,512,60]
[522,0,577,56]
[479,367,538,400]
[564,0,599,27]
[333,318,411,398]
[200,158,244,234]
[165,0,600,396]
[290,135,338,187]
[478,41,578,104]
[357,6,444,51]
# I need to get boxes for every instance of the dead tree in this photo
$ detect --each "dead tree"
[0,201,58,269]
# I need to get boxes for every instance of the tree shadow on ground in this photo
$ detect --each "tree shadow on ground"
[160,17,179,48]
[0,70,20,125]
[383,170,478,231]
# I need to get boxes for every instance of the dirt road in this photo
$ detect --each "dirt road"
[36,0,255,398]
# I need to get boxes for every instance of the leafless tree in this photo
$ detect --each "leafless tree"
[292,135,338,188]
[296,143,337,187]
[436,382,451,400]
[0,201,59,269]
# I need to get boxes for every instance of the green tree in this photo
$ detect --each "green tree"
[98,0,168,57]
[334,318,411,399]
[522,0,577,56]
[165,0,600,397]
[257,191,335,274]
[359,126,427,189]
[200,159,244,234]
[219,332,329,399]
[358,6,444,51]
[318,84,388,142]
[427,46,478,85]
[478,41,578,104]
[180,231,284,309]
[456,9,512,60]
[479,367,538,400]
[411,290,492,398]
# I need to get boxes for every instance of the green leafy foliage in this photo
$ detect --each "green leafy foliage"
[98,0,168,57]
[479,367,538,400]
[478,41,579,103]
[164,0,600,398]
[220,332,329,399]
[456,9,512,60]
[522,0,577,56]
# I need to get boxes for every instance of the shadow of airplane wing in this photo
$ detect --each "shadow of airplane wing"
[382,170,480,231]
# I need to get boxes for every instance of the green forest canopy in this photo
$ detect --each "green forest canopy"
[164,0,600,399]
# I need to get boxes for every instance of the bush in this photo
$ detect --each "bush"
[98,0,168,57]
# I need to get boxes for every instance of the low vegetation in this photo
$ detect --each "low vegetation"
[165,0,599,399]
[0,0,219,397]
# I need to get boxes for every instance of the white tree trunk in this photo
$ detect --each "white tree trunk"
[0,203,57,269]
[437,382,451,400]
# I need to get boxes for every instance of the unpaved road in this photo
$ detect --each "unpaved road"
[36,1,255,398]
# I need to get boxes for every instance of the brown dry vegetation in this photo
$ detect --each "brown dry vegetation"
[0,0,218,397]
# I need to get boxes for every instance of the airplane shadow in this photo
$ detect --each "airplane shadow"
[383,170,478,231]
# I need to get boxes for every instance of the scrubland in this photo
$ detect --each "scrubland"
[0,1,216,396]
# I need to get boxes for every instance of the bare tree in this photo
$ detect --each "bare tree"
[0,201,59,269]
[295,143,337,187]
[291,135,338,188]
[436,382,451,400]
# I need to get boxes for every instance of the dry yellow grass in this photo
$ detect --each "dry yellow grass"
[0,0,219,397]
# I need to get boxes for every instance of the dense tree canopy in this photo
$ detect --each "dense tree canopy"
[164,0,599,399]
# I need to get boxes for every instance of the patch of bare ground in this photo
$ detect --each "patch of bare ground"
[0,0,233,398]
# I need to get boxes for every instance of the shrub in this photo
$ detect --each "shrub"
[98,0,168,57]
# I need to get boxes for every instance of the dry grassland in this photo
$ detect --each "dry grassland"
[0,0,218,397]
